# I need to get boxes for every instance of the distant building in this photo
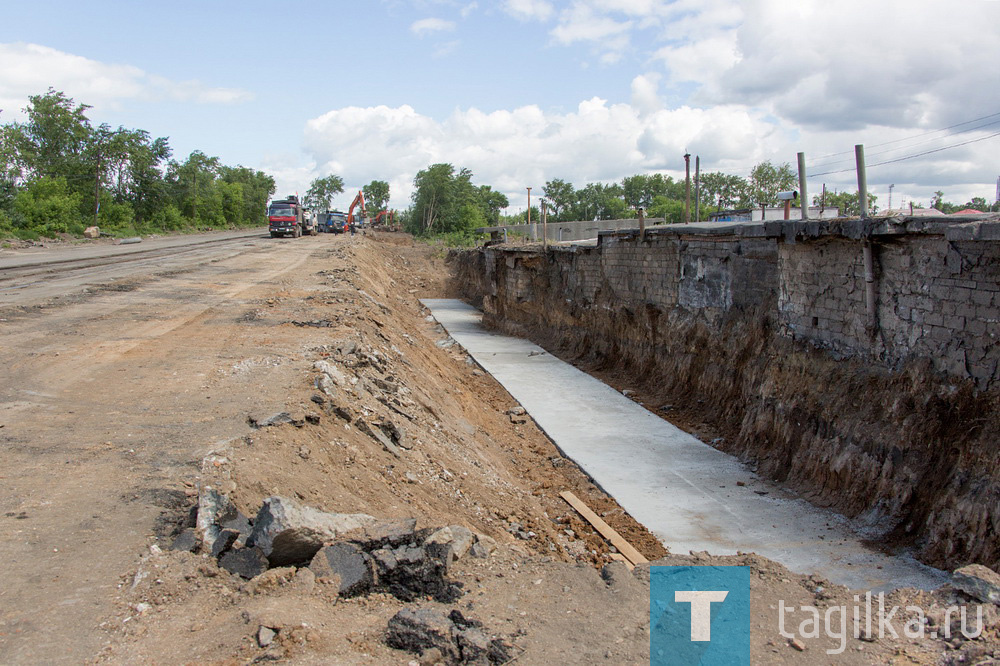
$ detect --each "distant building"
[709,206,841,222]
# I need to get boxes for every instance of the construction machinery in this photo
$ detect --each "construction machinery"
[268,195,316,238]
[347,191,367,230]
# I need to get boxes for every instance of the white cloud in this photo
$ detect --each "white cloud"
[502,0,555,21]
[302,96,792,209]
[410,17,457,36]
[0,42,253,119]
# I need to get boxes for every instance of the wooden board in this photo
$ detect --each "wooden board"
[608,552,635,570]
[559,490,649,566]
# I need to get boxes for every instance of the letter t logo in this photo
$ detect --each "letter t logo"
[675,591,729,641]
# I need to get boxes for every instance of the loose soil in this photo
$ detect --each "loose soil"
[0,232,996,664]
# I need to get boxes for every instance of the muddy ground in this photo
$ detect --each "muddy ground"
[0,231,997,664]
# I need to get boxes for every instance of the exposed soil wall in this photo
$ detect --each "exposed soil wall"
[450,220,1000,572]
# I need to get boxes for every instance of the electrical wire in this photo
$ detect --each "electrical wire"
[808,129,1000,178]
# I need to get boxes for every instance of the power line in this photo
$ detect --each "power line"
[807,109,1000,162]
[808,129,1000,178]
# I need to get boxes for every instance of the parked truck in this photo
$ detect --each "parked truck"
[268,195,316,238]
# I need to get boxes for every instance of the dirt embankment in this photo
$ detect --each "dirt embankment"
[451,246,1000,573]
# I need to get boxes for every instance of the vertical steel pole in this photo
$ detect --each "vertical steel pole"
[683,153,691,223]
[797,152,809,220]
[694,156,701,222]
[855,144,868,219]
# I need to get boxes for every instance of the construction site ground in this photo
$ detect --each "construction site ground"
[0,230,996,665]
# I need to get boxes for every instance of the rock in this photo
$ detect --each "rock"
[196,488,241,554]
[210,528,240,558]
[469,534,497,559]
[219,546,269,579]
[426,526,474,561]
[505,406,526,416]
[313,360,353,388]
[83,226,100,239]
[356,419,402,457]
[310,542,374,597]
[170,528,198,553]
[247,496,377,567]
[788,637,805,651]
[349,517,418,550]
[386,608,460,663]
[953,564,1000,604]
[257,625,277,648]
[456,628,490,665]
[249,412,293,428]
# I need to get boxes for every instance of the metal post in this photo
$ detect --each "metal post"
[855,144,868,219]
[526,187,532,226]
[542,200,548,251]
[694,156,701,223]
[797,152,809,220]
[683,153,691,223]
[638,207,646,240]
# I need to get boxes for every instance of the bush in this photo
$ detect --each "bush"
[12,176,84,237]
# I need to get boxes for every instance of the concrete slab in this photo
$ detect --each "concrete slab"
[422,298,946,591]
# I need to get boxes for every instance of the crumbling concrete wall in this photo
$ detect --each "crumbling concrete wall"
[450,216,1000,572]
[780,236,1000,387]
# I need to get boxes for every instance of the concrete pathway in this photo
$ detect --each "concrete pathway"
[422,299,946,591]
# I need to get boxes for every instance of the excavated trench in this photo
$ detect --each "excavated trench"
[449,240,1000,574]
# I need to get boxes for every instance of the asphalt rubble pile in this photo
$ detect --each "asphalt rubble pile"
[169,489,511,663]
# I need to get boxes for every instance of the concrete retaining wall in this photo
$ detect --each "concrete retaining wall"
[450,214,1000,570]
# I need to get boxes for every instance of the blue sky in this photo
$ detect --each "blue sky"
[4,0,1000,212]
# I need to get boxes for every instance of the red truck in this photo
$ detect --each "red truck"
[268,195,316,238]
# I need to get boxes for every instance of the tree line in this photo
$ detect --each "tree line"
[0,89,276,239]
[401,160,846,238]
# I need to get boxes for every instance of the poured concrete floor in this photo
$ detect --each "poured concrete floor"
[422,298,946,591]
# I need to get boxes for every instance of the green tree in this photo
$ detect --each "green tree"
[699,172,748,210]
[1,88,93,187]
[813,190,879,216]
[362,180,390,213]
[477,185,508,224]
[542,178,575,221]
[219,166,275,226]
[304,174,344,211]
[745,161,796,207]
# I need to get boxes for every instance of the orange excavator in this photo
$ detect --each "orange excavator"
[374,210,396,228]
[347,191,367,232]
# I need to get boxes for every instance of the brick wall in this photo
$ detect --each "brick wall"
[465,217,1000,389]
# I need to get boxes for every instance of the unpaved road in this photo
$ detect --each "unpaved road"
[0,230,321,662]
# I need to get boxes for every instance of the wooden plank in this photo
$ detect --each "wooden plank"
[560,490,648,566]
[608,553,635,570]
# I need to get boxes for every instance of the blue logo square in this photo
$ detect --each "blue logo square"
[650,566,755,665]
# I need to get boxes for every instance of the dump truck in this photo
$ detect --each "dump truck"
[268,195,316,238]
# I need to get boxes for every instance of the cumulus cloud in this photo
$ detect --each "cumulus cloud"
[0,42,253,119]
[502,0,555,21]
[302,94,794,209]
[410,17,457,36]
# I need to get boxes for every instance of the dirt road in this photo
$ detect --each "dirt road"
[0,231,993,665]
[0,231,324,661]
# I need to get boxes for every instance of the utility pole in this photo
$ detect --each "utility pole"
[889,183,895,210]
[694,156,700,223]
[541,199,548,250]
[683,153,691,223]
[526,187,532,226]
